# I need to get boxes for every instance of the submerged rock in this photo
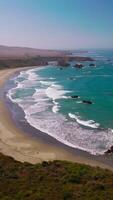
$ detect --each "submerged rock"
[89,63,96,67]
[68,77,75,80]
[82,100,93,105]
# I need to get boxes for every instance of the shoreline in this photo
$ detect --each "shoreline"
[0,67,113,170]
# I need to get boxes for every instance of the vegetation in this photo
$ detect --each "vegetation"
[0,153,113,199]
[0,56,94,70]
[0,56,49,69]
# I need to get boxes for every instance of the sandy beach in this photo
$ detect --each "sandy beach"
[0,67,113,170]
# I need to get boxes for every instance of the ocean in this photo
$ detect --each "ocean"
[7,49,113,155]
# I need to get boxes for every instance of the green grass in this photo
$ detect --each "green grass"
[0,153,113,200]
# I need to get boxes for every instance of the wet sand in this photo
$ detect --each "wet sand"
[0,67,113,170]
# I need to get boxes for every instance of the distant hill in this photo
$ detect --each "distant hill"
[0,45,94,69]
[0,45,65,59]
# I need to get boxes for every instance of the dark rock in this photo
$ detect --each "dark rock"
[105,146,113,154]
[75,63,84,68]
[82,100,93,105]
[69,77,74,80]
[89,63,96,67]
[71,95,79,99]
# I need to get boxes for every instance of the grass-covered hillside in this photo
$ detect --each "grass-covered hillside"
[0,55,94,70]
[0,153,113,200]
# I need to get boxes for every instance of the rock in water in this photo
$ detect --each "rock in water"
[89,63,96,67]
[105,146,113,154]
[82,100,93,105]
[71,95,79,99]
[75,63,84,68]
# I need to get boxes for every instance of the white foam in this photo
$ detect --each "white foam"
[49,77,55,80]
[18,79,38,89]
[20,71,28,78]
[45,83,70,113]
[26,69,38,81]
[40,80,55,86]
[7,89,15,102]
[32,89,49,102]
[52,104,60,113]
[24,102,51,115]
[52,100,60,113]
[76,101,82,104]
[69,113,100,129]
[46,84,70,101]
[7,88,22,104]
[24,111,113,155]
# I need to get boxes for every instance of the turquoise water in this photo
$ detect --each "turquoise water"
[37,62,113,129]
[7,50,113,155]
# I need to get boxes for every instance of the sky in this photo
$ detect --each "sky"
[0,0,113,49]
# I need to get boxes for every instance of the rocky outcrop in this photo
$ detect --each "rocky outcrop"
[57,60,70,67]
[75,63,84,68]
[105,146,113,154]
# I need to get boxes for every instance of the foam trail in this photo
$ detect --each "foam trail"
[45,83,70,113]
[69,113,100,129]
[32,89,48,102]
[40,80,55,86]
[52,100,60,113]
[26,69,38,81]
[76,101,82,104]
[52,105,59,113]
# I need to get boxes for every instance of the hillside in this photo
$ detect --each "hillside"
[0,45,65,59]
[0,153,113,200]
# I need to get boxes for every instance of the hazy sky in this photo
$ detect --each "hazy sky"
[0,0,113,49]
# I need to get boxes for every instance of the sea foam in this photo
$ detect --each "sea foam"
[68,113,100,129]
